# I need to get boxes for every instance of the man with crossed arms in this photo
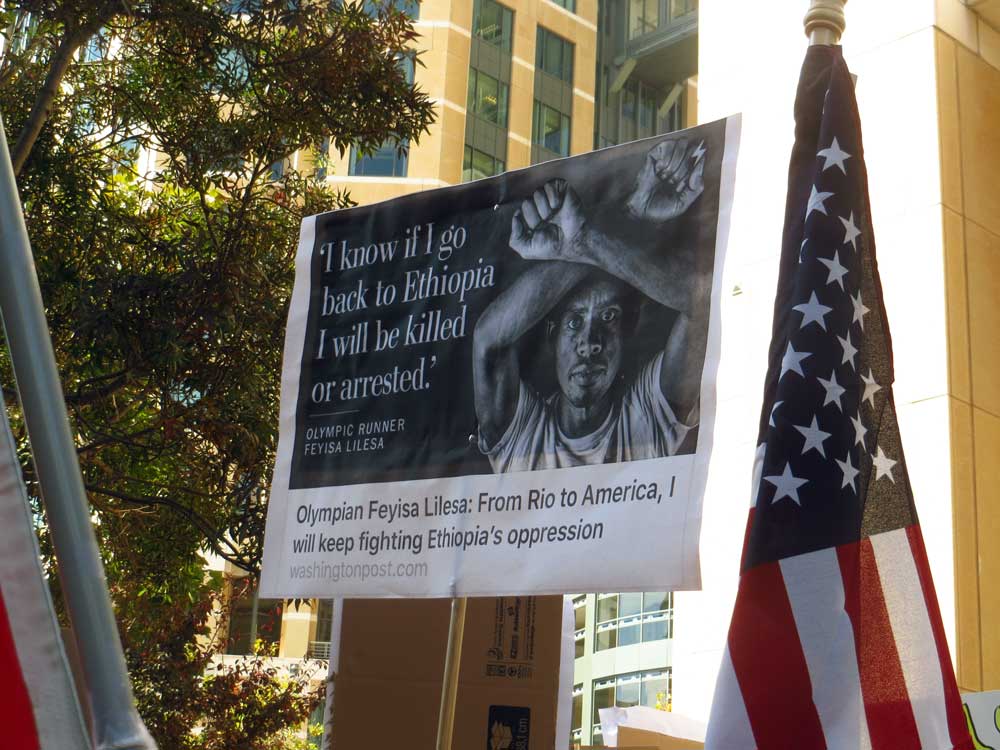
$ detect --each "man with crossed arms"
[473,138,712,472]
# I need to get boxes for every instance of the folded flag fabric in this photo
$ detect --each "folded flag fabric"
[704,45,972,750]
[0,389,89,750]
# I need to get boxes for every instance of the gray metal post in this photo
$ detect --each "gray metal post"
[0,115,157,750]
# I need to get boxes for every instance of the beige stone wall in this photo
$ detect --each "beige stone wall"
[278,600,315,659]
[936,21,1000,693]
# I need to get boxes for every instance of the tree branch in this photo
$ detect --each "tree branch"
[11,20,103,175]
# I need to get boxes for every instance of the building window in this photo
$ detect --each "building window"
[532,101,571,157]
[621,82,637,144]
[571,683,584,745]
[349,53,413,177]
[629,0,659,38]
[463,146,505,182]
[670,0,698,20]
[594,592,672,652]
[592,670,672,742]
[550,0,576,11]
[81,28,110,62]
[364,0,419,19]
[472,0,513,52]
[349,143,408,177]
[535,27,574,83]
[314,137,330,181]
[270,157,286,181]
[227,587,283,654]
[573,594,586,658]
[467,68,509,127]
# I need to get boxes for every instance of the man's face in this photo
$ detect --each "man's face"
[553,278,626,410]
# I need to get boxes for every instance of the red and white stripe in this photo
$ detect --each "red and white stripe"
[706,524,971,750]
[0,406,89,750]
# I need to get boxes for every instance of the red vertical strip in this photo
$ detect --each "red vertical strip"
[0,591,40,750]
[727,561,826,750]
[905,526,975,750]
[838,539,920,749]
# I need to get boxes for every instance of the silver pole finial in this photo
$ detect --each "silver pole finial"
[804,0,847,45]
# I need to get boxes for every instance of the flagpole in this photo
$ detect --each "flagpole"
[0,115,156,750]
[435,596,467,750]
[804,0,847,45]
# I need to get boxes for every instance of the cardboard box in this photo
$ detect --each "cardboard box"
[328,596,565,749]
[618,726,705,749]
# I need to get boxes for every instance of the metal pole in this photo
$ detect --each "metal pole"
[804,0,847,45]
[0,115,157,750]
[435,596,467,750]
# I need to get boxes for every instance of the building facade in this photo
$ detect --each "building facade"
[307,0,599,205]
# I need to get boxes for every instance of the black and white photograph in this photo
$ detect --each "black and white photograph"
[286,119,728,490]
[263,115,738,598]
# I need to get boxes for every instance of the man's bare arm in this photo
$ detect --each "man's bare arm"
[508,138,712,418]
[473,253,590,450]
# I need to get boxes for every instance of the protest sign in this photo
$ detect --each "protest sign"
[962,691,1000,749]
[261,116,739,597]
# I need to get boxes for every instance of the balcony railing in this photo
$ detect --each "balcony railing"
[307,640,331,659]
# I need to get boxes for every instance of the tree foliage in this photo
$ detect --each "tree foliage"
[0,0,433,745]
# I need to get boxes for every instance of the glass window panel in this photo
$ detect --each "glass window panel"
[593,683,614,724]
[641,617,669,642]
[255,599,283,646]
[316,598,335,636]
[629,0,660,38]
[350,142,407,177]
[537,28,573,82]
[595,626,617,651]
[671,0,697,20]
[543,106,562,151]
[399,53,415,85]
[641,675,670,708]
[474,0,513,51]
[639,87,656,138]
[364,0,419,19]
[574,602,586,630]
[228,595,254,654]
[643,592,670,613]
[596,594,618,623]
[477,73,499,121]
[572,690,583,731]
[619,592,642,617]
[575,635,585,658]
[501,6,513,48]
[468,70,508,126]
[616,676,640,708]
[544,35,563,79]
[472,149,492,176]
[618,622,641,647]
[463,146,504,182]
[314,137,330,181]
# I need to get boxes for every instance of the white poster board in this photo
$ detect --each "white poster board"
[261,116,740,597]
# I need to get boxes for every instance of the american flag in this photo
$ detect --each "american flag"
[704,46,972,750]
[0,390,89,747]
